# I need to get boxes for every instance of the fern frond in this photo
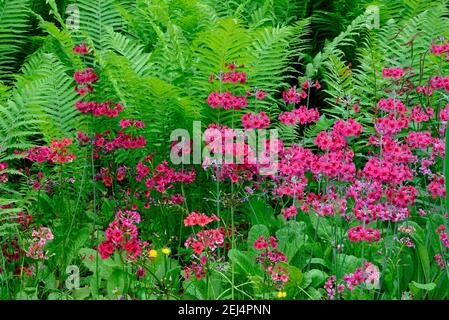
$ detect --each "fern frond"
[14,51,80,139]
[104,28,152,76]
[0,0,32,81]
[68,0,124,50]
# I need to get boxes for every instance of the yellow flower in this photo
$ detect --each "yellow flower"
[161,247,171,255]
[149,249,158,258]
[277,291,287,298]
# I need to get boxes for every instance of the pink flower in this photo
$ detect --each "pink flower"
[184,211,220,227]
[98,241,115,259]
[255,91,266,100]
[32,181,42,190]
[254,236,268,250]
[382,67,405,79]
[73,43,90,55]
[281,205,297,219]
[282,87,301,104]
[191,241,204,255]
[241,111,270,129]
[136,267,145,278]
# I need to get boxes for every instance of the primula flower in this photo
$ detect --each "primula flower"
[428,175,446,198]
[74,68,98,85]
[98,241,115,259]
[241,111,270,129]
[281,205,297,219]
[27,138,76,164]
[282,87,303,104]
[136,267,146,278]
[431,41,449,55]
[382,67,405,79]
[98,210,146,261]
[255,91,266,99]
[27,227,53,260]
[184,211,219,227]
[348,225,381,243]
[254,236,268,250]
[436,225,449,248]
[207,91,248,110]
[435,254,447,270]
[0,162,8,183]
[73,43,90,55]
[279,106,319,126]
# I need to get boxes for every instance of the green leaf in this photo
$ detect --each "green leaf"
[228,249,257,276]
[73,286,92,300]
[107,268,127,298]
[410,281,436,291]
[246,198,278,228]
[304,269,328,288]
[47,292,63,300]
[283,264,303,296]
[335,254,361,275]
[306,287,322,300]
[79,247,119,280]
[276,220,307,261]
[308,213,333,241]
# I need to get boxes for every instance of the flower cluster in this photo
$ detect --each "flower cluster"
[374,113,410,136]
[27,138,76,164]
[73,43,91,55]
[347,225,381,243]
[74,68,98,95]
[0,162,8,183]
[282,87,306,104]
[184,211,220,227]
[241,111,270,129]
[315,119,363,151]
[98,210,144,260]
[382,67,405,79]
[222,63,247,84]
[16,211,33,229]
[324,262,380,299]
[201,124,265,182]
[377,98,406,113]
[26,227,54,259]
[431,40,449,56]
[136,159,195,196]
[428,175,445,198]
[2,240,23,262]
[119,119,145,129]
[435,254,448,270]
[278,106,320,126]
[92,130,146,157]
[436,225,449,249]
[430,76,449,92]
[207,91,248,110]
[183,212,229,280]
[254,235,289,288]
[281,205,298,219]
[406,131,434,149]
[185,228,225,255]
[75,100,124,117]
[415,86,433,96]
